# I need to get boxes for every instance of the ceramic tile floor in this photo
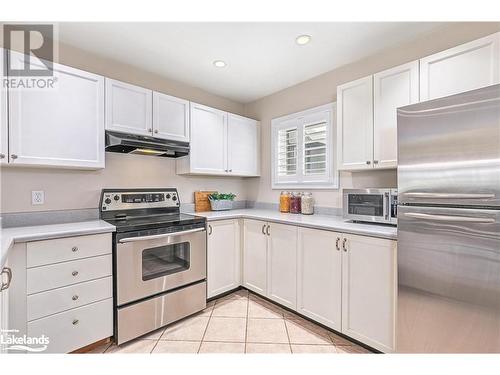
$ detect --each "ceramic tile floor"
[88,289,373,354]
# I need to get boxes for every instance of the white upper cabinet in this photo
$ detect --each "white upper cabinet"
[341,234,397,353]
[297,227,342,331]
[8,51,105,169]
[337,76,374,170]
[153,92,190,142]
[420,32,500,101]
[242,219,268,295]
[227,113,260,176]
[105,78,152,137]
[266,222,297,310]
[207,219,241,299]
[0,48,7,164]
[177,103,260,176]
[181,102,227,174]
[373,61,419,169]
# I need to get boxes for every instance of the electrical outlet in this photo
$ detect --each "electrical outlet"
[32,191,45,205]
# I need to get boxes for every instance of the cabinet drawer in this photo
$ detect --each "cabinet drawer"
[27,255,112,295]
[27,277,112,321]
[28,298,113,354]
[27,233,111,268]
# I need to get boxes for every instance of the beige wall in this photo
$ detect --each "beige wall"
[243,22,500,208]
[0,41,247,213]
[2,22,500,213]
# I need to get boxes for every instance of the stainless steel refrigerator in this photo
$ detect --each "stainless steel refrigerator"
[397,84,500,353]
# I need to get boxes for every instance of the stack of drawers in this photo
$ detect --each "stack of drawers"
[25,233,113,353]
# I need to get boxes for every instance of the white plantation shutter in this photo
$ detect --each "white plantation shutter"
[303,122,327,175]
[277,127,297,176]
[271,103,338,189]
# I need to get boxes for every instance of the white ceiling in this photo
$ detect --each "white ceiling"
[58,22,442,103]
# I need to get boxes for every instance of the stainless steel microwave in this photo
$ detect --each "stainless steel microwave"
[343,188,398,225]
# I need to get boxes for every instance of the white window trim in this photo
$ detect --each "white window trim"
[271,102,339,190]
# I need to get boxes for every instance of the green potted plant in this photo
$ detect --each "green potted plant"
[208,192,236,211]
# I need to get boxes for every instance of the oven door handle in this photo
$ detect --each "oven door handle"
[118,227,205,243]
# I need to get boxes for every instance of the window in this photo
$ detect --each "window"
[271,103,338,189]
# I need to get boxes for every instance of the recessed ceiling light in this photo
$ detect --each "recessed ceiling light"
[213,60,227,68]
[295,35,311,45]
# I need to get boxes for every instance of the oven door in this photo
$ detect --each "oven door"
[343,189,391,224]
[116,227,206,306]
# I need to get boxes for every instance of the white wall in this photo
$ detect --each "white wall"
[243,22,500,208]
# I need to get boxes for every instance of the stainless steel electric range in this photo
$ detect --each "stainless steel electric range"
[99,188,207,345]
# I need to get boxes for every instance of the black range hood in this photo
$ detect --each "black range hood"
[105,131,189,158]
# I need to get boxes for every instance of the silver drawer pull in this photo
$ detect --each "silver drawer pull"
[72,271,79,277]
[71,246,78,252]
[72,319,79,325]
[404,212,495,224]
[404,192,495,199]
[72,295,79,301]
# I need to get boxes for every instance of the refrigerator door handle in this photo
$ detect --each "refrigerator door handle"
[403,192,495,199]
[403,212,495,224]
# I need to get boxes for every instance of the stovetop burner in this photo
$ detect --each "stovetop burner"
[99,188,206,233]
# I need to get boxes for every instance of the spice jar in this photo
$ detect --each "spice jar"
[290,192,302,214]
[301,192,314,215]
[279,191,290,213]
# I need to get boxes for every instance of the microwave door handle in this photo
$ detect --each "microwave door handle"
[384,192,390,220]
[118,227,205,243]
[403,212,495,224]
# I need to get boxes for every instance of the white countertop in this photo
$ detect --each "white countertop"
[195,209,397,240]
[0,220,116,268]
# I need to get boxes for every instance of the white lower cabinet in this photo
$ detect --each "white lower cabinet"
[6,233,113,353]
[240,219,396,353]
[297,228,342,331]
[267,223,297,309]
[28,298,113,354]
[242,219,268,295]
[207,220,241,298]
[341,233,397,353]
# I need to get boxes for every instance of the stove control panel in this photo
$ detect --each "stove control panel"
[100,189,179,211]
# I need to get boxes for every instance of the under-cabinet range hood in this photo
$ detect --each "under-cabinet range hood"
[105,131,189,158]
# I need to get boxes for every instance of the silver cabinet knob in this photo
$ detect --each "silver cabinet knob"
[72,295,79,301]
[335,237,341,251]
[71,246,78,252]
[148,128,152,132]
[72,319,79,325]
[72,271,79,277]
[11,154,18,160]
[261,224,266,235]
[154,129,158,134]
[373,160,379,165]
[208,224,212,236]
[366,160,371,165]
[0,153,5,159]
[228,169,233,172]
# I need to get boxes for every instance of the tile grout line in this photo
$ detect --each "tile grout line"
[197,299,216,353]
[282,312,293,354]
[244,295,250,353]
